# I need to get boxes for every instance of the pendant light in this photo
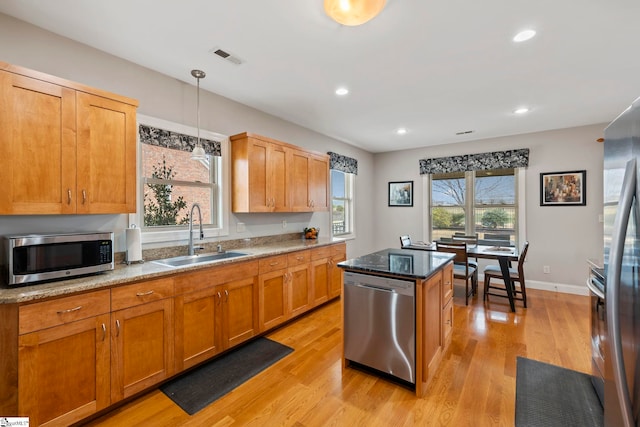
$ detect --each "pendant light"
[191,69,207,160]
[324,0,386,26]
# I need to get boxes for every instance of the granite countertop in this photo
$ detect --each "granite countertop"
[337,248,455,280]
[0,237,338,304]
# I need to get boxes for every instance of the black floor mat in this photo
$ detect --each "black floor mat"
[515,356,603,427]
[161,337,293,415]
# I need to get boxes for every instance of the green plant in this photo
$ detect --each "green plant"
[481,209,509,229]
[144,156,189,226]
[432,207,452,228]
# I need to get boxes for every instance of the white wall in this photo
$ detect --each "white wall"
[374,124,606,293]
[0,13,376,258]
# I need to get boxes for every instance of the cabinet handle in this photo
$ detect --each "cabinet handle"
[82,189,87,204]
[269,261,280,266]
[136,290,154,297]
[296,256,304,261]
[217,291,222,305]
[67,189,72,204]
[57,305,82,314]
[115,319,120,337]
[224,289,229,302]
[101,323,107,341]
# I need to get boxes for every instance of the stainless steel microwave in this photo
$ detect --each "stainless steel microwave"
[2,232,114,286]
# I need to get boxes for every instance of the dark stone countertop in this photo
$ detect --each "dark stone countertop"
[337,248,454,280]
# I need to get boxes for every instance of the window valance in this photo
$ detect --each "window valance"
[328,151,358,175]
[419,148,529,174]
[139,124,221,156]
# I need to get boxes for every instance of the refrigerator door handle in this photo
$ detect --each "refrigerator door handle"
[606,158,636,427]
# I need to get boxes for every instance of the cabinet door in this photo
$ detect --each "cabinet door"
[309,153,329,211]
[259,269,288,331]
[311,257,330,306]
[76,92,137,214]
[289,149,311,211]
[18,314,110,427]
[442,262,454,307]
[111,298,174,402]
[174,286,221,371]
[0,71,76,214]
[420,272,443,385]
[269,143,288,211]
[222,276,258,348]
[329,254,346,298]
[288,263,312,318]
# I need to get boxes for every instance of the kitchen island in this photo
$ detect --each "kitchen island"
[338,248,454,397]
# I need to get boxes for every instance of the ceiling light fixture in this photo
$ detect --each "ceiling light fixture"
[335,87,349,96]
[191,69,207,160]
[324,0,387,26]
[514,107,530,114]
[513,29,536,42]
[396,128,408,135]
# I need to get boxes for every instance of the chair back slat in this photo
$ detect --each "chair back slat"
[436,241,469,265]
[400,235,412,248]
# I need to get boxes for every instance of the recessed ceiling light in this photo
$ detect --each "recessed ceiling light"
[513,29,536,43]
[514,107,530,114]
[335,87,349,96]
[396,128,408,135]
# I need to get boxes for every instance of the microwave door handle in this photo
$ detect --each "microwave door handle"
[606,158,636,427]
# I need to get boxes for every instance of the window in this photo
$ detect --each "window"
[331,169,354,236]
[137,115,227,243]
[430,168,518,245]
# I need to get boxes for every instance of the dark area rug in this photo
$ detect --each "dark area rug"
[161,337,293,415]
[515,356,603,427]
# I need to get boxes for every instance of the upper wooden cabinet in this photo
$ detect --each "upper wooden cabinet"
[0,63,138,214]
[230,132,329,213]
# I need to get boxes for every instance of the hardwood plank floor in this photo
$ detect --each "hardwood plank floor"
[84,288,591,427]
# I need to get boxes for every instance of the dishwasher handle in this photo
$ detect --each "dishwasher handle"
[348,282,395,293]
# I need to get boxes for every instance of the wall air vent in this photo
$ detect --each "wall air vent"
[210,47,243,65]
[455,130,474,135]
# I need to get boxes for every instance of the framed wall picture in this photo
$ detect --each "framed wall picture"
[389,181,413,207]
[540,170,586,206]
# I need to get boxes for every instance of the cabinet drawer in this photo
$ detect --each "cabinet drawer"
[174,260,259,294]
[288,250,310,266]
[331,243,346,257]
[19,289,111,335]
[111,277,174,311]
[259,255,288,273]
[311,247,331,260]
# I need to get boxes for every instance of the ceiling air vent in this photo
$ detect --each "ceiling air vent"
[455,130,474,135]
[210,47,243,65]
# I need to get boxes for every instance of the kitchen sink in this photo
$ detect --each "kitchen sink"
[151,251,249,268]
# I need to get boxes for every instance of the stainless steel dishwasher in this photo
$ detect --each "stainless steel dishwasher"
[343,271,416,384]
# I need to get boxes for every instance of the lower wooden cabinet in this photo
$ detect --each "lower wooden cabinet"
[110,278,175,402]
[1,242,345,426]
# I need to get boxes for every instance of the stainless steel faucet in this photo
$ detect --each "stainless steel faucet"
[188,203,204,255]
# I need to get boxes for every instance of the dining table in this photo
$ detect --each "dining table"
[402,242,520,312]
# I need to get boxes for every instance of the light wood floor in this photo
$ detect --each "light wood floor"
[84,288,591,427]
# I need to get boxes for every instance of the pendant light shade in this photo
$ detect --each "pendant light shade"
[324,0,386,26]
[191,69,207,161]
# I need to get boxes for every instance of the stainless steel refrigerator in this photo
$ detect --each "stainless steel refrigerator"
[603,96,640,427]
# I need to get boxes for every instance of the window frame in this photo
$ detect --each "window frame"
[424,168,526,246]
[135,114,230,245]
[331,169,356,239]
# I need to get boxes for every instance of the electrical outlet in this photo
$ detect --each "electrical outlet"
[236,222,245,233]
[543,265,550,274]
[282,220,287,229]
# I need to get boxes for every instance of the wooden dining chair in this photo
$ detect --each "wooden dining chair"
[483,241,529,307]
[436,241,478,305]
[452,234,479,267]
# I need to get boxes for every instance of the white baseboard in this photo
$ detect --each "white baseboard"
[520,279,589,296]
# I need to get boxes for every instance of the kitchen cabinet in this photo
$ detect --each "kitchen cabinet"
[287,251,312,317]
[329,243,347,299]
[0,63,138,214]
[310,247,331,306]
[174,261,259,371]
[230,132,329,213]
[110,278,175,402]
[290,149,330,212]
[15,290,111,427]
[231,133,289,212]
[442,263,454,347]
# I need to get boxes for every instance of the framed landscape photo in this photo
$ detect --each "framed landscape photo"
[540,170,586,206]
[389,181,413,207]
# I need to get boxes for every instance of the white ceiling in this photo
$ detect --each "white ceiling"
[2,0,640,153]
